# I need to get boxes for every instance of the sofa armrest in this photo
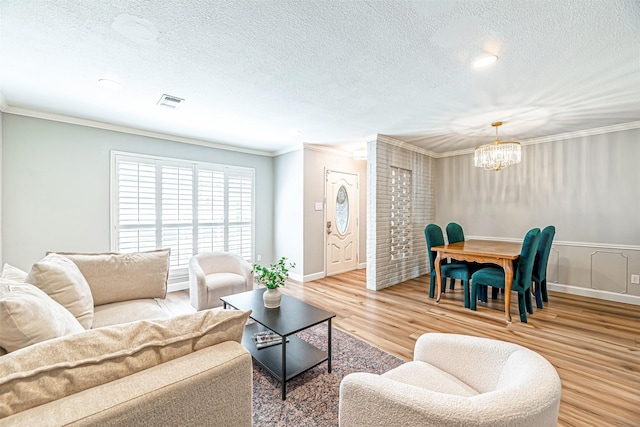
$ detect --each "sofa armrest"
[339,372,478,427]
[0,341,252,427]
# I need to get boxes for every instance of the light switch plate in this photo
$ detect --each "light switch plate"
[314,202,323,211]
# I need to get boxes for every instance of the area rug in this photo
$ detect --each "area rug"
[252,323,404,426]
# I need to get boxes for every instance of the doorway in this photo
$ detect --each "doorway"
[325,170,359,276]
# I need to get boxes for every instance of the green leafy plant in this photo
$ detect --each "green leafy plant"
[252,257,295,289]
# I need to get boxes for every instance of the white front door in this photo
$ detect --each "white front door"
[326,170,358,276]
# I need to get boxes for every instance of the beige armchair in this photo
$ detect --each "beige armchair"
[339,333,562,427]
[189,251,253,310]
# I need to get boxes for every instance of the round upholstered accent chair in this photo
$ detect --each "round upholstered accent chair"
[188,251,253,310]
[339,333,562,427]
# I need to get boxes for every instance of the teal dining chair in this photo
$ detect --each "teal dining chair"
[533,225,556,309]
[444,222,465,290]
[424,224,472,308]
[446,222,489,302]
[470,228,541,322]
[445,222,465,245]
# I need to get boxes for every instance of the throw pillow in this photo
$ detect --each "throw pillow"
[0,282,84,353]
[0,307,250,417]
[49,249,170,306]
[25,254,94,329]
[1,263,28,282]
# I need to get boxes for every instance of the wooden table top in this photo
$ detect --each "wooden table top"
[432,239,522,259]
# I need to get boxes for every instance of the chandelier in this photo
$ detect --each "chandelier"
[474,122,521,171]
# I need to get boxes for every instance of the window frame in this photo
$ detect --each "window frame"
[110,151,255,281]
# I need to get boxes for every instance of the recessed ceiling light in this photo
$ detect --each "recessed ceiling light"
[98,78,122,90]
[472,54,499,69]
[289,128,302,136]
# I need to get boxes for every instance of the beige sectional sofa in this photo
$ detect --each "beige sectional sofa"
[0,250,253,427]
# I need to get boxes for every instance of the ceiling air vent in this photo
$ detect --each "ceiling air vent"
[157,94,184,109]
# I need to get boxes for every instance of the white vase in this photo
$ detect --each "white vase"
[263,288,282,308]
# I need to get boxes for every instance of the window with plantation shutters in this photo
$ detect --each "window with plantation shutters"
[112,152,254,279]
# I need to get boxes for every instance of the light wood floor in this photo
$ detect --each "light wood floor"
[169,269,640,426]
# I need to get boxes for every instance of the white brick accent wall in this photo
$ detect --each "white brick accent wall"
[366,137,434,291]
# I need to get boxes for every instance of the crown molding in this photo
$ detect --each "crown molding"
[4,101,638,160]
[520,120,640,146]
[272,143,303,156]
[2,105,274,157]
[376,134,439,157]
[303,143,353,158]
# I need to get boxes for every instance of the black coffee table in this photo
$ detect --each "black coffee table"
[221,288,336,400]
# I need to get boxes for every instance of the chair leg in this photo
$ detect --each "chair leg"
[429,271,436,298]
[442,278,447,294]
[517,293,528,323]
[462,280,470,309]
[449,278,455,290]
[492,287,499,300]
[470,281,478,311]
[479,285,487,303]
[534,280,543,309]
[542,278,549,302]
[525,289,534,314]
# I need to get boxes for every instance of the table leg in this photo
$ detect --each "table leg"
[502,259,514,323]
[281,335,287,400]
[328,318,332,373]
[435,252,444,302]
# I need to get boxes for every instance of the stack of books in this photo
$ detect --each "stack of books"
[253,331,288,349]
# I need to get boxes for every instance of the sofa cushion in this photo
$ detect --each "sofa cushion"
[25,253,94,329]
[50,249,170,306]
[0,307,250,417]
[206,272,246,289]
[1,263,28,282]
[92,299,170,328]
[0,282,84,353]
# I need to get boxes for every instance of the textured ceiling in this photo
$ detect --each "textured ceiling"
[1,0,639,154]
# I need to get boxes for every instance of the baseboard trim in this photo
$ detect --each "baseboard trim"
[301,271,325,282]
[548,283,640,306]
[289,272,304,283]
[168,281,189,293]
[301,265,367,283]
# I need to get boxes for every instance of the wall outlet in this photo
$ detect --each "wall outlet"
[257,254,262,262]
[631,274,640,284]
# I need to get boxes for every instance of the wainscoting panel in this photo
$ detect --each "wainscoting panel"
[550,243,640,302]
[590,251,628,294]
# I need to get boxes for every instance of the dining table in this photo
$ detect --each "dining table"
[432,239,522,322]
